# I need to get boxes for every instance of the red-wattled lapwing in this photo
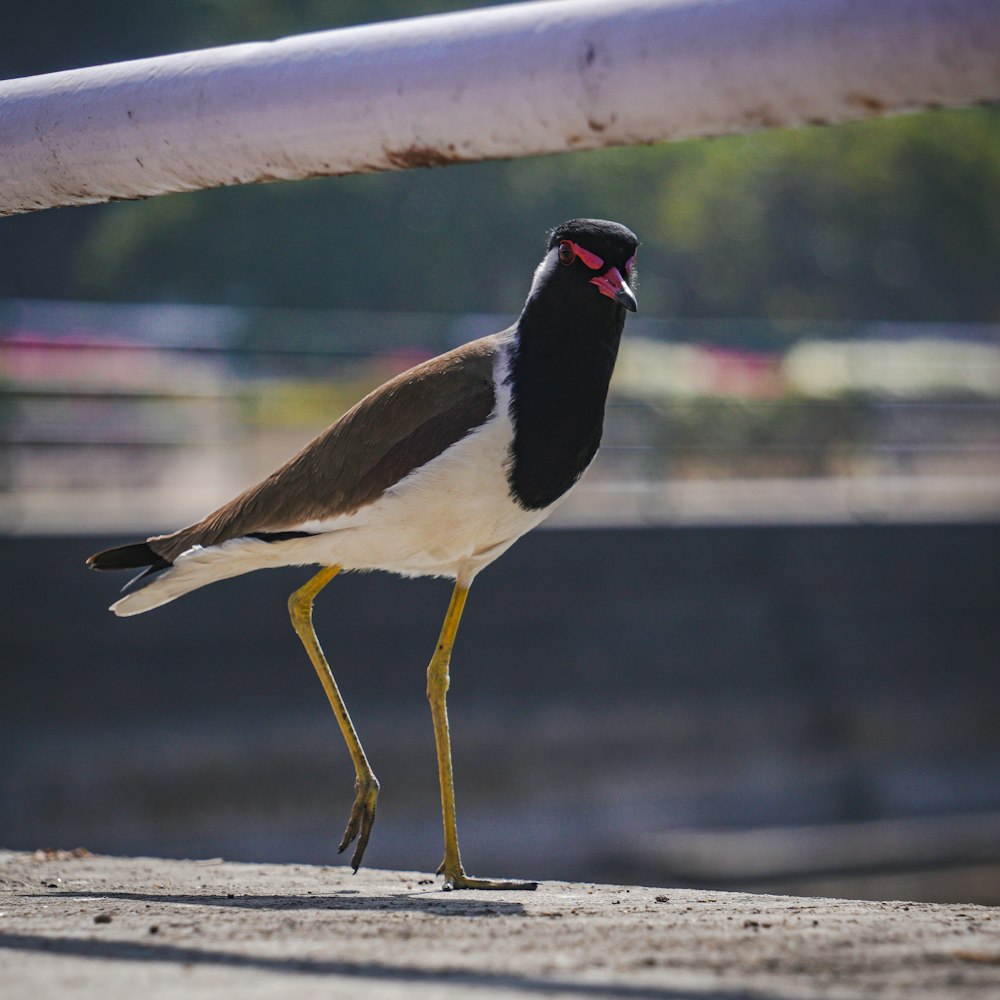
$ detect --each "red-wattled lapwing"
[88,218,638,890]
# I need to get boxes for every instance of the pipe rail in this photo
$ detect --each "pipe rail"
[1,0,998,216]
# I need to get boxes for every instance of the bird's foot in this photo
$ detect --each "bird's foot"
[437,860,538,891]
[338,774,379,872]
[444,874,539,891]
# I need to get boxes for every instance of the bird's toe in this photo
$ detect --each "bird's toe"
[439,864,538,891]
[338,774,379,871]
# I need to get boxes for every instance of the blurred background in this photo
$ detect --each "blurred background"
[2,1,998,904]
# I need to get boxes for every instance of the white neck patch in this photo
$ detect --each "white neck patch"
[526,245,560,301]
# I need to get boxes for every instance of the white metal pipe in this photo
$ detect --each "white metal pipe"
[1,0,998,217]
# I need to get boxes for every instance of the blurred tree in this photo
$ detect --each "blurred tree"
[647,107,1000,321]
[1,1,488,78]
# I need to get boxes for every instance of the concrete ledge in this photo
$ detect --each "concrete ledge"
[2,851,999,999]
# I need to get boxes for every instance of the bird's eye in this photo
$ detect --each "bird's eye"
[557,241,576,266]
[624,254,636,277]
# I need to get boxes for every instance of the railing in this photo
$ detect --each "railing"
[2,0,999,216]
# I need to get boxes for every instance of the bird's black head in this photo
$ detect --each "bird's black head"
[507,219,639,511]
[528,218,639,313]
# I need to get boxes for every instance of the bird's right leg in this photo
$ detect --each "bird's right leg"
[288,565,379,872]
[427,580,538,890]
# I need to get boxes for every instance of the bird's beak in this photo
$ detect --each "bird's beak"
[590,267,638,312]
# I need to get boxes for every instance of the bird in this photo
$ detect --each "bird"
[87,218,639,890]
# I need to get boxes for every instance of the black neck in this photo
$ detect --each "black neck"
[506,286,625,510]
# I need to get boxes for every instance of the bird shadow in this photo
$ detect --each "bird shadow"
[30,888,527,917]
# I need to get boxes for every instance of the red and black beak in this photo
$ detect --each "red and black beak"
[590,266,637,312]
[558,239,638,311]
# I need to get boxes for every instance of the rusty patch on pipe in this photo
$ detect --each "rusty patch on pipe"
[384,145,465,169]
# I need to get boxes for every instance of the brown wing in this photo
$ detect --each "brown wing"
[148,333,502,563]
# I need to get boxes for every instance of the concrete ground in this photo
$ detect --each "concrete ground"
[2,849,999,999]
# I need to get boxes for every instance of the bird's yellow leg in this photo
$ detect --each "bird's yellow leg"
[427,581,538,891]
[288,565,379,872]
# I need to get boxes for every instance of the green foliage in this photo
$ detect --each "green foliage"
[1,1,484,78]
[645,107,1000,320]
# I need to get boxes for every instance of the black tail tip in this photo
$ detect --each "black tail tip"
[87,541,168,573]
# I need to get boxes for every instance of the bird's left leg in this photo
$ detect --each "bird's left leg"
[427,579,538,891]
[288,565,379,872]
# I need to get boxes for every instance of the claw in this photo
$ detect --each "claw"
[337,775,379,872]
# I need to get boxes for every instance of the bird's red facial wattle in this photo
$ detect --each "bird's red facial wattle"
[557,240,637,312]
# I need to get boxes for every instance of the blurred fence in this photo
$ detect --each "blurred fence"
[2,298,998,532]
